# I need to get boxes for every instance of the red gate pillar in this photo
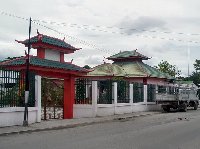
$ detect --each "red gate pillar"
[63,75,75,119]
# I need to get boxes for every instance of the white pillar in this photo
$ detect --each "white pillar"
[155,85,158,94]
[92,81,98,117]
[155,85,158,101]
[166,86,168,95]
[130,83,133,112]
[129,84,133,103]
[35,75,41,122]
[113,82,117,114]
[144,84,147,104]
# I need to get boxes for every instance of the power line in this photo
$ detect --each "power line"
[1,11,200,48]
[32,18,200,44]
[0,11,113,55]
[32,18,200,37]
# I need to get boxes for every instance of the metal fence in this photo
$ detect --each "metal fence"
[0,67,35,108]
[168,86,175,95]
[97,80,113,104]
[75,78,92,104]
[133,82,144,103]
[117,80,130,103]
[157,85,167,93]
[147,84,156,102]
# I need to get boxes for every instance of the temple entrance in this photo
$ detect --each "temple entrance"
[41,78,64,120]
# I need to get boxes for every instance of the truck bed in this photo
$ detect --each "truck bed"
[156,94,177,101]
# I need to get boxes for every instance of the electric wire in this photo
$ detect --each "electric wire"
[33,19,200,37]
[0,11,113,55]
[1,11,200,54]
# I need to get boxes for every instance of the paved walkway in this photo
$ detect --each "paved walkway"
[0,111,159,136]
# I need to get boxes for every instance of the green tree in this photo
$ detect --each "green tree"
[186,60,200,86]
[194,59,200,72]
[180,60,200,86]
[189,72,200,86]
[154,60,181,77]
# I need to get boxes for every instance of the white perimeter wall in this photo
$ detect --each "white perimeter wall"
[0,107,39,127]
[0,76,41,127]
[73,103,161,118]
[73,81,162,118]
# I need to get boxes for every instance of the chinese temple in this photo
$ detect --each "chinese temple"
[0,31,88,120]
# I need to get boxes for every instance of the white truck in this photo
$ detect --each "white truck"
[156,82,199,112]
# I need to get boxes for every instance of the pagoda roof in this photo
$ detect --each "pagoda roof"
[107,50,149,61]
[16,33,80,53]
[0,56,88,76]
[117,61,174,79]
[87,61,174,80]
[87,63,127,77]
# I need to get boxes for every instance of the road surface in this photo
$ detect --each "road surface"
[1,109,200,149]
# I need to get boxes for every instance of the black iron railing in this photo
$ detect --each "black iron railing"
[147,84,156,102]
[75,78,92,104]
[117,80,130,103]
[133,82,144,103]
[0,67,35,108]
[97,80,113,104]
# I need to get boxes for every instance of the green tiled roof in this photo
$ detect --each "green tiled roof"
[88,61,174,80]
[87,63,126,77]
[1,56,87,72]
[21,34,77,50]
[108,50,149,60]
[140,62,174,79]
[113,61,147,77]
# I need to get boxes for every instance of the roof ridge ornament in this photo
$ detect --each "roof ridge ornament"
[37,29,40,35]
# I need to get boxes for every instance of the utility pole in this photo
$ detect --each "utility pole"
[187,42,190,77]
[23,17,32,126]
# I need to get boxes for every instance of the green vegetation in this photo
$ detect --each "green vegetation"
[154,60,181,77]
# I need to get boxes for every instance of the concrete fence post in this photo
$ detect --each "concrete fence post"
[156,85,158,94]
[144,84,148,104]
[129,83,133,103]
[35,75,41,122]
[113,82,117,114]
[129,83,133,112]
[92,81,98,117]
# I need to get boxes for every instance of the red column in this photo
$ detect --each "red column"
[63,75,75,119]
[143,78,147,85]
[37,48,45,59]
[60,52,65,63]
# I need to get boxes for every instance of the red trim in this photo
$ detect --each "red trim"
[37,48,45,59]
[5,65,87,77]
[63,76,75,119]
[143,78,147,85]
[35,71,70,79]
[60,52,64,62]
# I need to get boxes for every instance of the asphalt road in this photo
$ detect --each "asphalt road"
[1,109,200,149]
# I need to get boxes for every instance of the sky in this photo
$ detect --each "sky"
[0,0,200,76]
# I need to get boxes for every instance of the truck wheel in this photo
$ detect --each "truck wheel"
[182,103,187,112]
[194,102,198,110]
[163,106,170,112]
[179,103,187,112]
[183,104,187,112]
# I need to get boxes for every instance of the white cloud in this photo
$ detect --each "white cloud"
[0,0,200,76]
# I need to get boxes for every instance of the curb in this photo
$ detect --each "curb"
[0,112,158,136]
